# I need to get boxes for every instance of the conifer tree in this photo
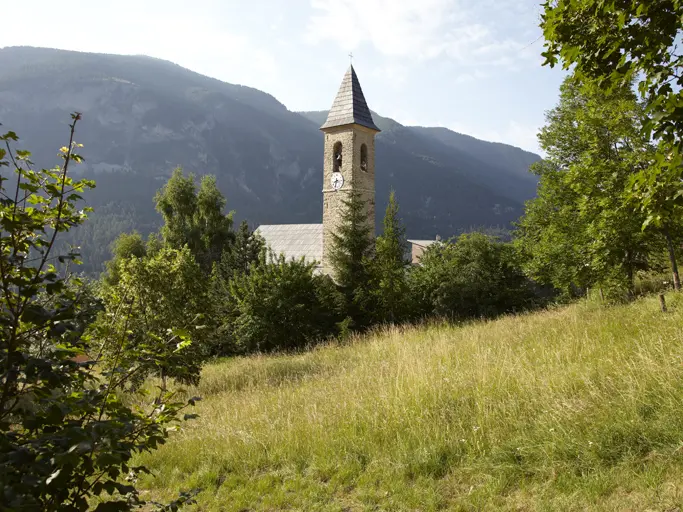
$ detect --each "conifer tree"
[219,220,265,279]
[372,191,409,323]
[329,191,375,329]
[208,221,264,355]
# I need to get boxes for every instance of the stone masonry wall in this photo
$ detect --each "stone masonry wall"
[321,124,377,275]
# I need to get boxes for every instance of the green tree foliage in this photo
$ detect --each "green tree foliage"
[0,117,197,510]
[196,175,235,269]
[154,168,234,272]
[540,0,683,237]
[371,191,410,323]
[103,231,147,285]
[516,77,662,298]
[145,232,163,257]
[515,160,594,295]
[216,220,264,282]
[411,233,533,319]
[328,192,375,329]
[98,246,209,388]
[207,221,265,356]
[229,254,343,353]
[541,0,683,148]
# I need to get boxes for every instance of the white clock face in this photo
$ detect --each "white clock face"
[331,172,344,190]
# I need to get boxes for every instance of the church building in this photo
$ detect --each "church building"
[257,64,379,274]
[257,65,435,273]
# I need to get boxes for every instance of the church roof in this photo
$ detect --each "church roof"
[320,65,380,132]
[407,239,439,249]
[256,224,323,266]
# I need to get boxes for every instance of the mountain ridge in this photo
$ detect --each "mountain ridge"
[0,46,541,271]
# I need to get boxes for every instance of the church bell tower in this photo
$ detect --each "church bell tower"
[320,65,380,275]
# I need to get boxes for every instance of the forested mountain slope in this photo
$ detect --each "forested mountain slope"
[0,46,541,271]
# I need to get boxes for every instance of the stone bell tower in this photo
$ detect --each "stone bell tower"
[320,65,381,275]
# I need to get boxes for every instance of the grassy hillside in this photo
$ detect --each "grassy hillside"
[137,295,683,511]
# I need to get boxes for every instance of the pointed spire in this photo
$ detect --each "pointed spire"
[321,65,380,132]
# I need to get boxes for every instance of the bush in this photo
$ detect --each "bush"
[229,254,344,353]
[411,233,536,320]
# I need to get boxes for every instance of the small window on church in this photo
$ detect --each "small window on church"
[333,142,342,172]
[360,144,368,172]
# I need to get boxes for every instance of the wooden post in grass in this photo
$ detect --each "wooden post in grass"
[659,293,667,313]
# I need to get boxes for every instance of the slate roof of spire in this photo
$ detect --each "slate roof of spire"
[320,65,380,132]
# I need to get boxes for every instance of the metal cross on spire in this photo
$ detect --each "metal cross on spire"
[348,52,353,64]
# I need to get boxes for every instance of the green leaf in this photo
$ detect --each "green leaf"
[1,130,19,141]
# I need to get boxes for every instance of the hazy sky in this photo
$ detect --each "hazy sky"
[1,0,567,154]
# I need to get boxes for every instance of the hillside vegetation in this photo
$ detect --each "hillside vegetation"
[137,294,683,511]
[0,46,540,272]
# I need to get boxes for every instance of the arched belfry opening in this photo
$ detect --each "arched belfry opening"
[333,141,342,172]
[360,143,368,172]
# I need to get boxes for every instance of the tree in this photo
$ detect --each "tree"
[515,76,660,298]
[372,191,410,323]
[514,160,595,296]
[154,168,234,272]
[103,231,147,285]
[229,254,343,353]
[411,233,533,319]
[196,175,235,269]
[155,168,197,250]
[98,246,210,388]
[541,0,683,150]
[540,0,683,250]
[0,117,197,510]
[207,221,265,356]
[328,192,375,329]
[216,220,264,281]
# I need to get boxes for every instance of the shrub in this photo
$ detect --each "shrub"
[229,254,343,353]
[411,233,536,320]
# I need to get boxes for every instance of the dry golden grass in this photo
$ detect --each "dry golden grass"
[137,293,683,510]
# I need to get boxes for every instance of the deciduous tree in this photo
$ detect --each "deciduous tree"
[229,254,342,353]
[516,77,659,298]
[98,246,209,388]
[541,0,683,264]
[154,168,234,272]
[412,233,533,319]
[103,231,147,285]
[0,117,197,510]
